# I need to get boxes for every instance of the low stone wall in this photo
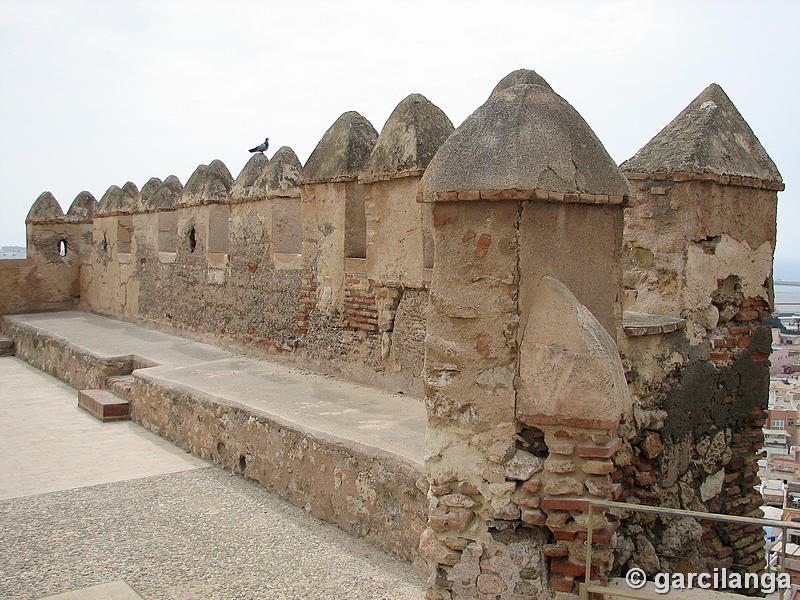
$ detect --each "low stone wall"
[2,312,428,571]
[2,316,132,389]
[129,375,428,570]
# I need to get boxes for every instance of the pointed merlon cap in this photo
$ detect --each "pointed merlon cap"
[622,83,782,184]
[253,146,302,198]
[151,175,183,210]
[302,111,378,184]
[139,177,163,210]
[230,153,270,200]
[361,93,455,183]
[141,175,183,210]
[490,68,552,98]
[179,159,234,206]
[26,191,64,223]
[97,182,139,216]
[419,78,632,203]
[66,191,97,222]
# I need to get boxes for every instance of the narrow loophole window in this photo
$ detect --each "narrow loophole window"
[57,239,67,257]
[188,227,197,253]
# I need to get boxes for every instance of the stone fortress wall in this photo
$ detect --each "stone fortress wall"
[0,70,785,600]
[10,92,455,396]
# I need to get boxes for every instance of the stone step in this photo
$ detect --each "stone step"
[78,389,130,422]
[103,374,136,401]
[0,335,13,357]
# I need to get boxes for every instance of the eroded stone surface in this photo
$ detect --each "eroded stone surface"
[489,68,552,97]
[363,93,454,181]
[66,191,97,222]
[420,80,631,201]
[623,83,782,182]
[26,191,64,222]
[303,111,378,183]
[517,276,631,426]
[97,182,139,216]
[179,160,233,206]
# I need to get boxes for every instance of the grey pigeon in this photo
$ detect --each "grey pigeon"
[249,137,269,153]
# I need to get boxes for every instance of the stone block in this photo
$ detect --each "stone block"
[428,507,475,533]
[521,508,547,525]
[516,277,630,428]
[543,543,569,557]
[477,574,507,595]
[546,458,577,473]
[543,476,584,496]
[440,493,479,509]
[505,449,544,480]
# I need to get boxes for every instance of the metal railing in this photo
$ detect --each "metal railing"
[579,499,797,600]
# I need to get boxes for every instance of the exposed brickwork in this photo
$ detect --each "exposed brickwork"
[343,273,379,332]
[298,273,316,334]
[418,187,627,205]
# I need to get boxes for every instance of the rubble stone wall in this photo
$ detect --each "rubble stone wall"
[618,172,779,588]
[130,375,428,569]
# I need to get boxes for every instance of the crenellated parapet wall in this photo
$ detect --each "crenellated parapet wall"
[0,190,96,314]
[15,93,455,396]
[3,70,785,599]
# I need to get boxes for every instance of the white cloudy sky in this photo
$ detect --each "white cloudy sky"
[1,1,798,273]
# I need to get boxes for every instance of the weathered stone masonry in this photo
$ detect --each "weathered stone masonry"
[417,77,634,599]
[0,70,785,600]
[613,83,783,590]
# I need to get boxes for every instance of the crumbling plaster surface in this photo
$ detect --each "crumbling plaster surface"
[302,181,348,312]
[364,176,429,287]
[618,169,778,581]
[84,215,140,317]
[624,181,776,339]
[518,202,623,340]
[684,235,773,328]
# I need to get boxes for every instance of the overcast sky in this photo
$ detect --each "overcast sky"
[1,1,797,274]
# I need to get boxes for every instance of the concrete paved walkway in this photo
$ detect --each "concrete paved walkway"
[4,311,426,465]
[0,356,426,600]
[0,358,207,500]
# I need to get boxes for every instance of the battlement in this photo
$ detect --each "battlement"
[0,69,785,600]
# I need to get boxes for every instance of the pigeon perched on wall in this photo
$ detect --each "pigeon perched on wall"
[249,138,269,153]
